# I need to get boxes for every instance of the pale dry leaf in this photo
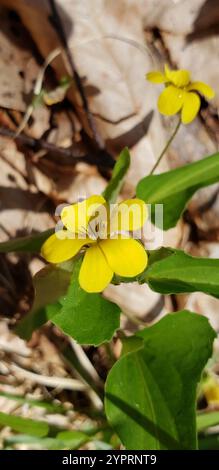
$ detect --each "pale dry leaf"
[105,282,160,320]
[142,0,218,36]
[142,0,219,115]
[186,292,219,332]
[0,6,36,112]
[55,163,107,202]
[1,0,167,182]
[0,137,53,241]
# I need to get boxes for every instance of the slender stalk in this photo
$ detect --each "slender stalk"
[150,117,181,175]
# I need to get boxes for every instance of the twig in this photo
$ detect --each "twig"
[68,340,104,409]
[10,363,87,391]
[42,328,103,409]
[0,339,31,358]
[70,340,103,387]
[0,126,114,169]
[48,0,104,149]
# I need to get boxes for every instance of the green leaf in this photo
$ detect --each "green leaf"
[102,147,130,203]
[3,434,66,450]
[0,229,53,253]
[16,265,71,340]
[136,152,219,230]
[52,259,121,345]
[4,432,89,450]
[114,247,219,299]
[57,431,89,449]
[0,391,65,414]
[141,248,219,298]
[4,429,97,450]
[197,411,219,432]
[105,311,216,450]
[199,434,219,450]
[0,412,49,437]
[121,336,144,356]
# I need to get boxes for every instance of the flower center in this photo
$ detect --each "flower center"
[86,219,108,241]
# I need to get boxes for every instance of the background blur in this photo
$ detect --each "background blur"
[0,0,219,450]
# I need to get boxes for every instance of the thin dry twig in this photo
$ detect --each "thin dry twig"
[0,126,114,168]
[70,340,103,387]
[10,363,87,392]
[0,339,31,358]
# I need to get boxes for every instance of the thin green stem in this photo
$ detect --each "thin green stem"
[150,117,181,175]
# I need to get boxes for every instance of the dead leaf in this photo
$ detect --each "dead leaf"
[0,5,50,138]
[1,0,168,185]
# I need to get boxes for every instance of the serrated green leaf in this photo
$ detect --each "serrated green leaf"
[0,412,49,437]
[136,152,219,230]
[105,311,216,450]
[16,265,70,340]
[52,259,121,346]
[0,229,53,253]
[103,147,130,203]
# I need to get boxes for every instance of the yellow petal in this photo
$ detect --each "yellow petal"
[110,199,148,232]
[146,71,166,84]
[79,244,113,293]
[41,231,90,264]
[181,91,201,124]
[187,81,215,99]
[100,238,148,277]
[61,195,106,234]
[164,64,190,87]
[158,85,185,116]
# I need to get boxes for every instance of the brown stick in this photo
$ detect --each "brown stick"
[0,126,114,168]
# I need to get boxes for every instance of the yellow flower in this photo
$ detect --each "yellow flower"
[146,64,215,124]
[41,195,148,293]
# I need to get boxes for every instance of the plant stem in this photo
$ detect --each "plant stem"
[150,117,181,175]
